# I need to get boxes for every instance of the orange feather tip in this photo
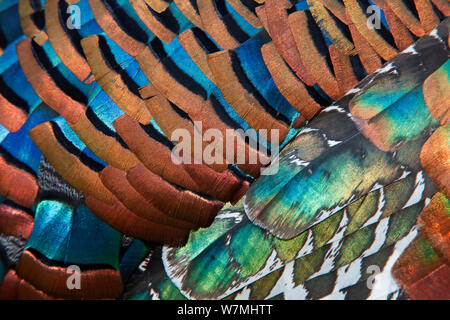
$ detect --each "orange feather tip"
[15,250,123,299]
[0,203,34,239]
[85,194,191,246]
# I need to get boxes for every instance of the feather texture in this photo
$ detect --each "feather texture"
[0,0,448,300]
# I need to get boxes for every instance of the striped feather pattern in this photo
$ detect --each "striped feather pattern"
[0,0,448,300]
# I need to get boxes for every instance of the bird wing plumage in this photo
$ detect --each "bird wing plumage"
[0,0,448,300]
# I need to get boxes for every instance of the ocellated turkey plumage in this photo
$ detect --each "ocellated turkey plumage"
[0,0,448,300]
